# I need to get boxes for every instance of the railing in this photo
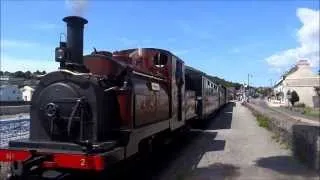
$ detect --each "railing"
[0,116,30,147]
[0,101,31,106]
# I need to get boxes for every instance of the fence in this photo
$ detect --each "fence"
[0,115,30,147]
[0,101,31,106]
[0,105,30,115]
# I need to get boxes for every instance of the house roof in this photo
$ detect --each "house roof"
[273,60,319,88]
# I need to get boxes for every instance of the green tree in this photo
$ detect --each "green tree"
[24,71,32,79]
[33,70,41,75]
[14,71,24,78]
[0,71,3,76]
[4,71,10,76]
[289,90,299,106]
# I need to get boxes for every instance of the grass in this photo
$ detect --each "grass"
[247,105,293,151]
[302,107,320,118]
[256,114,269,129]
[284,105,320,119]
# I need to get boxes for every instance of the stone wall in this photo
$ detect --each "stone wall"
[243,102,320,171]
[0,101,31,106]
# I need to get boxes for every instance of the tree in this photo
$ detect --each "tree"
[24,71,32,79]
[33,70,42,76]
[4,71,10,76]
[14,71,25,78]
[289,90,299,106]
[0,71,3,76]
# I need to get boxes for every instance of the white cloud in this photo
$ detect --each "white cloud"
[266,8,319,69]
[1,54,59,72]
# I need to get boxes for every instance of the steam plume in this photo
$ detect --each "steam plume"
[65,0,88,16]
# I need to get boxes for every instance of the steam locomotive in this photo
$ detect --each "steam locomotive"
[0,16,228,179]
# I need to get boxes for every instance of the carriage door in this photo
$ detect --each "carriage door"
[176,60,183,121]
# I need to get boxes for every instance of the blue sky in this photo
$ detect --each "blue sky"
[1,0,319,87]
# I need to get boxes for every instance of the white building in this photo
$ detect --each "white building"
[20,86,35,101]
[273,60,320,107]
[0,85,23,101]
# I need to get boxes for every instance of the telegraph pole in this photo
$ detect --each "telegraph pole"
[248,74,250,91]
[247,74,252,102]
[269,79,274,89]
[269,79,273,100]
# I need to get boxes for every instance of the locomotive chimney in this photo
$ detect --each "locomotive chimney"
[63,16,88,65]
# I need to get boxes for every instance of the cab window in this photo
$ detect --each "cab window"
[153,52,168,68]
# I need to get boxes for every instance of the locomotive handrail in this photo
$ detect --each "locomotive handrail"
[132,70,165,81]
[104,86,119,92]
[58,69,92,76]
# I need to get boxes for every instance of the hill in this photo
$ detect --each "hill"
[207,75,242,90]
[185,65,242,89]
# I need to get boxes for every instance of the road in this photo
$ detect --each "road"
[109,101,318,180]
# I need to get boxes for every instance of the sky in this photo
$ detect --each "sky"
[1,0,319,87]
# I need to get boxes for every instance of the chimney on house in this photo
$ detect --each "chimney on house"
[297,59,310,67]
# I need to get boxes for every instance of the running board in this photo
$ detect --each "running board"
[8,140,117,154]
